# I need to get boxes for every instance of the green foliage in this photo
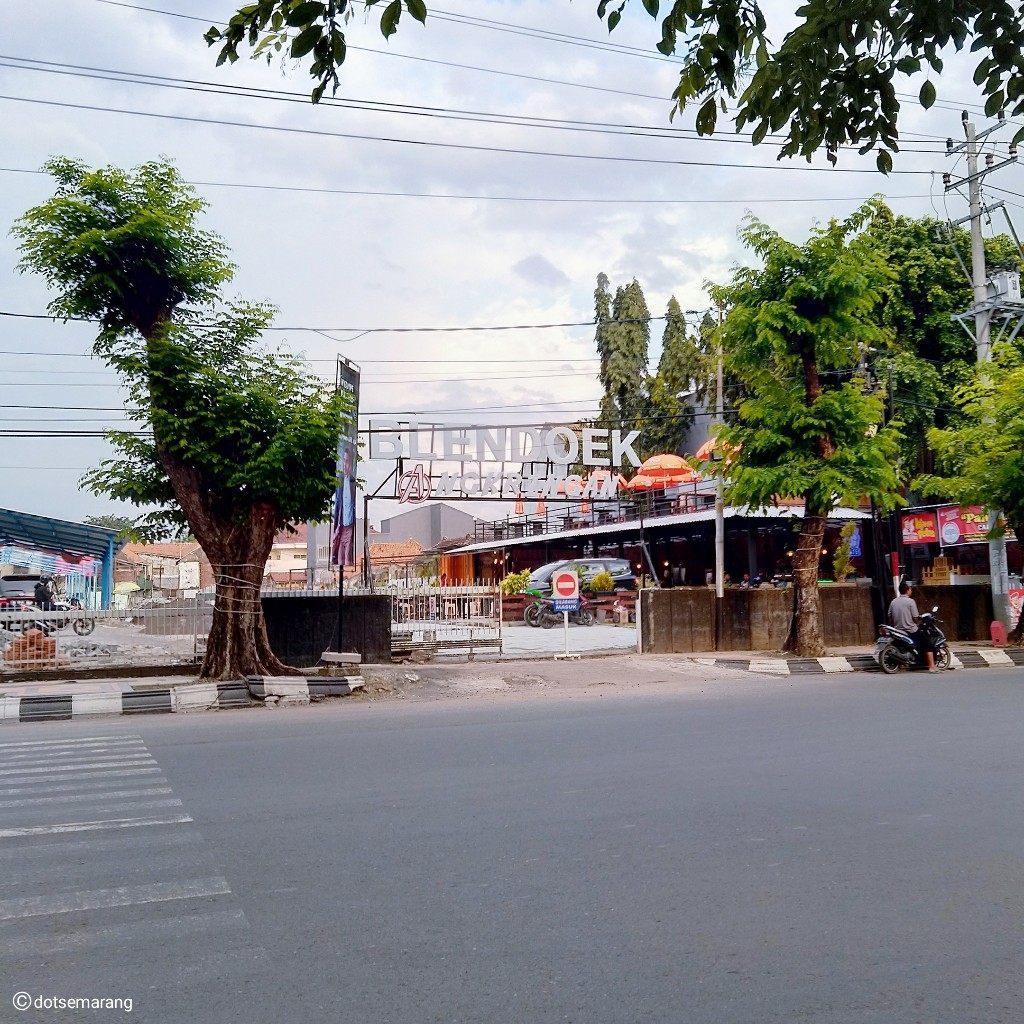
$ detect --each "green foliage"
[832,522,858,581]
[206,0,427,103]
[712,201,905,518]
[642,297,703,458]
[212,2,1024,160]
[500,569,531,595]
[585,570,615,593]
[83,514,136,536]
[13,158,233,342]
[13,157,347,544]
[920,344,1024,540]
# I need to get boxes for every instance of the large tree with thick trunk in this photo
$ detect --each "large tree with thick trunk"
[708,201,904,657]
[13,157,347,679]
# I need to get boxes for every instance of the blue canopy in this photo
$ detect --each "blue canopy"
[0,508,124,607]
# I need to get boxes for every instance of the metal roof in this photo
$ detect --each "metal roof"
[448,505,871,555]
[0,507,126,561]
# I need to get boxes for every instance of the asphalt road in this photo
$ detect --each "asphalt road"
[3,666,1023,1024]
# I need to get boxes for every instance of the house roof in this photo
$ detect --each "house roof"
[120,541,205,562]
[274,522,310,544]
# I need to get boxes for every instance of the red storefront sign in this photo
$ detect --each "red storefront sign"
[937,505,990,546]
[901,512,938,544]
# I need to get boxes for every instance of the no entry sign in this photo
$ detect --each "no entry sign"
[552,570,580,612]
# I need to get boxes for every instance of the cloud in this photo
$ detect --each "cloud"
[512,254,571,289]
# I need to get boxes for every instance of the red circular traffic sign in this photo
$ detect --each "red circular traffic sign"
[553,572,578,598]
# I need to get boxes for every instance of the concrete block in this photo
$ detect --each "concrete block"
[71,692,124,717]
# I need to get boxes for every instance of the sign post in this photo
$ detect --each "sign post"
[551,570,580,661]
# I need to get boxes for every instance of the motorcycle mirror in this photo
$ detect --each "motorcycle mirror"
[932,606,938,613]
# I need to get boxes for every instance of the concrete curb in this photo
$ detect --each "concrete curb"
[244,676,365,706]
[692,648,1024,675]
[0,683,250,724]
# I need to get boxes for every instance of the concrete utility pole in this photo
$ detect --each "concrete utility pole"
[714,301,726,648]
[945,112,1019,629]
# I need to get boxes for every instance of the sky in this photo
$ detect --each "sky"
[2,0,1022,529]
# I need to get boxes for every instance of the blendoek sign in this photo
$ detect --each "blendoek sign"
[369,419,643,504]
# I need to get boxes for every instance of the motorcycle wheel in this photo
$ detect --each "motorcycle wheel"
[540,612,557,629]
[576,607,595,626]
[524,604,542,628]
[73,617,96,637]
[934,646,951,671]
[879,644,903,675]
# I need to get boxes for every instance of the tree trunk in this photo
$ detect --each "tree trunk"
[157,452,295,680]
[783,511,828,657]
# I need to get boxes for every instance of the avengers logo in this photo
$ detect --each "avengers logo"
[398,463,432,504]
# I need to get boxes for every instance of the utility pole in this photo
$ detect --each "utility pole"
[944,112,1019,629]
[714,300,726,649]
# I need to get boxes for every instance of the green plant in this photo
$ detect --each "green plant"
[586,570,616,593]
[832,522,858,581]
[500,569,531,596]
[636,574,658,589]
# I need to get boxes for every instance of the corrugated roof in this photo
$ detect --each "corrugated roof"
[0,507,124,561]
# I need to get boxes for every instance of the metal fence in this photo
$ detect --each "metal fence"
[346,581,503,658]
[0,600,211,674]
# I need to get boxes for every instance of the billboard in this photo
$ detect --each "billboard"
[901,511,938,545]
[937,505,989,546]
[330,357,360,568]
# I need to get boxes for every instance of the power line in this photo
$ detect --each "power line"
[0,93,935,175]
[0,164,933,207]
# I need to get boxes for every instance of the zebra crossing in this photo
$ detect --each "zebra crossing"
[0,733,267,1018]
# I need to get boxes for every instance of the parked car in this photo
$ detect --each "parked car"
[526,558,636,595]
[0,574,46,600]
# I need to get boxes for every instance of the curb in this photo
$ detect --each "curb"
[692,648,1024,675]
[0,675,364,724]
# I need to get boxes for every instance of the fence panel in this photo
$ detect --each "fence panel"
[347,580,503,658]
[0,601,210,674]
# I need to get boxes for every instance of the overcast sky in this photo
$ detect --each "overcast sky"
[3,0,1020,528]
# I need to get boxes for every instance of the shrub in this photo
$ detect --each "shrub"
[585,570,615,593]
[500,569,531,595]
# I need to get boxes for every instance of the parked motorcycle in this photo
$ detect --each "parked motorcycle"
[0,598,60,635]
[875,607,950,674]
[525,590,595,628]
[66,597,96,637]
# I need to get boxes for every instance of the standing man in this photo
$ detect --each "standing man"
[888,581,937,672]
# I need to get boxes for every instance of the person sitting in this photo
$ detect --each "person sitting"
[888,581,937,673]
[738,573,752,589]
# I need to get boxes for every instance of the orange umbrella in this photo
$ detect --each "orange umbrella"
[582,469,626,493]
[580,500,591,514]
[536,500,546,515]
[639,453,701,484]
[514,498,524,515]
[694,438,740,463]
[624,473,663,491]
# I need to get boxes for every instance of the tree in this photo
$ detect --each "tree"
[13,158,347,680]
[84,514,136,535]
[209,2,1024,166]
[642,297,701,458]
[861,211,1021,480]
[709,202,905,657]
[920,345,1024,643]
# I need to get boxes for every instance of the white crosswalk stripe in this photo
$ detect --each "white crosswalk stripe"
[0,733,267,996]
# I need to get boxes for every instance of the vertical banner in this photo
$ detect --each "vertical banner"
[331,357,360,568]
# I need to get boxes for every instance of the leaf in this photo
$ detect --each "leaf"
[285,1,324,27]
[919,80,936,109]
[984,89,1005,117]
[876,150,893,175]
[380,0,401,38]
[608,9,621,32]
[695,96,717,135]
[641,0,659,16]
[290,24,320,58]
[406,0,427,23]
